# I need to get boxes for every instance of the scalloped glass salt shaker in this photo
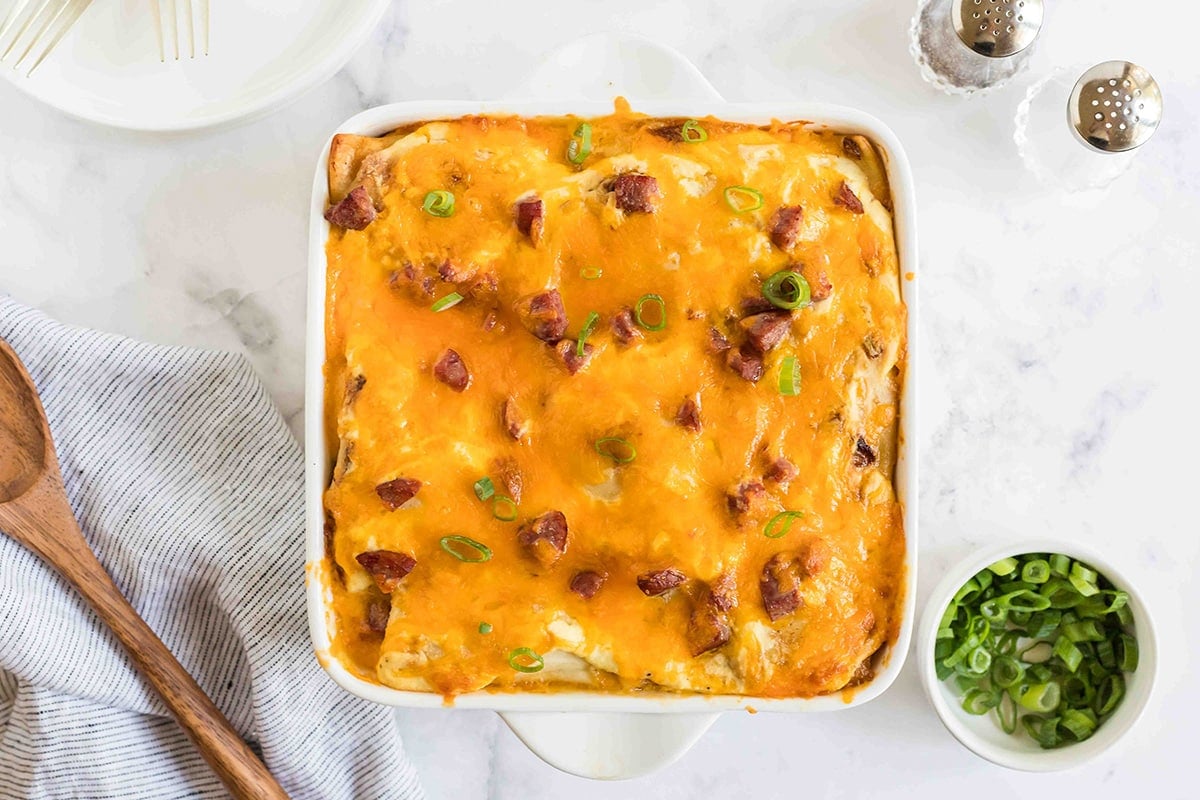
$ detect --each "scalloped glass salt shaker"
[910,0,1043,95]
[1015,61,1163,193]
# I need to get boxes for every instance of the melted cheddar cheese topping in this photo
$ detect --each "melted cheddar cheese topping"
[323,107,907,699]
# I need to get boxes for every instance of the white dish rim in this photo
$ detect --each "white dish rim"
[303,98,920,714]
[916,537,1158,771]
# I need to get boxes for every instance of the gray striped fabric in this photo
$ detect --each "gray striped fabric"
[0,297,423,800]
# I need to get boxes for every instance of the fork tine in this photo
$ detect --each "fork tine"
[169,0,177,59]
[199,0,207,55]
[0,0,36,44]
[1,0,49,61]
[150,0,164,61]
[184,0,192,58]
[12,0,63,68]
[25,0,90,76]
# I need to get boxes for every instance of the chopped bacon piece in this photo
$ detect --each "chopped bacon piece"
[834,181,864,214]
[807,270,833,302]
[842,136,863,159]
[726,481,767,517]
[324,186,376,230]
[760,551,805,621]
[569,570,607,599]
[518,290,568,342]
[726,343,764,382]
[482,311,499,331]
[687,577,736,656]
[375,477,422,510]
[611,308,642,345]
[852,436,877,468]
[433,348,471,392]
[517,510,569,569]
[740,295,777,316]
[515,197,545,245]
[637,568,687,597]
[706,326,732,354]
[366,596,391,634]
[768,205,804,252]
[389,263,435,297]
[675,396,702,432]
[356,550,417,593]
[553,339,595,374]
[437,259,476,283]
[648,122,685,142]
[492,457,523,504]
[612,173,661,214]
[764,456,798,485]
[739,312,792,353]
[502,397,530,442]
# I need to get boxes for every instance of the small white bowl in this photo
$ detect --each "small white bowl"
[917,539,1158,771]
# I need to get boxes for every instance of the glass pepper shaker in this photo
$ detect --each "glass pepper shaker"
[910,0,1044,95]
[1015,60,1163,193]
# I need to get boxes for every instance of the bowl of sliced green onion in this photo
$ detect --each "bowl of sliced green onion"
[918,541,1157,771]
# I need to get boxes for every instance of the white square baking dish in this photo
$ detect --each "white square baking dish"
[304,34,919,779]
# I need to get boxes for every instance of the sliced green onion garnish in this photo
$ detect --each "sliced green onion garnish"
[723,185,764,213]
[966,646,992,675]
[1063,620,1106,643]
[1094,673,1125,716]
[1049,553,1071,576]
[680,119,708,143]
[577,311,600,356]
[634,293,666,331]
[492,495,518,522]
[580,266,603,280]
[1022,715,1060,748]
[1017,682,1061,713]
[761,270,811,310]
[991,656,1025,689]
[508,647,545,673]
[1052,635,1084,673]
[996,692,1019,734]
[962,688,997,715]
[431,292,464,312]
[478,622,493,634]
[439,535,493,563]
[567,122,593,164]
[473,477,495,501]
[1116,633,1139,672]
[1061,708,1097,741]
[988,557,1019,576]
[1021,559,1051,584]
[422,190,455,217]
[778,356,801,396]
[764,510,803,539]
[594,436,636,464]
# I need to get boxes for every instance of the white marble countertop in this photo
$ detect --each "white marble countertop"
[3,0,1198,797]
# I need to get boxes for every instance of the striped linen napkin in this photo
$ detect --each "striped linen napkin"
[0,297,423,800]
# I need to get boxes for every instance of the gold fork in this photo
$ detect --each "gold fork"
[151,0,208,61]
[0,0,93,76]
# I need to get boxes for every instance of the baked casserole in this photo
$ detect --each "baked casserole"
[321,105,907,699]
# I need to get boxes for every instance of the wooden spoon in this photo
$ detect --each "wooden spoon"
[0,339,291,800]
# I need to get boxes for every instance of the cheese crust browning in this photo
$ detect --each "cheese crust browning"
[322,106,907,699]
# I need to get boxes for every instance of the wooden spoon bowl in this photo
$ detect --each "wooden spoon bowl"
[0,338,290,800]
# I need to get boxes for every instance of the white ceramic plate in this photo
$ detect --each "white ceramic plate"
[304,34,921,779]
[0,0,389,132]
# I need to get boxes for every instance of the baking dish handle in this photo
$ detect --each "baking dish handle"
[507,33,724,104]
[499,710,719,779]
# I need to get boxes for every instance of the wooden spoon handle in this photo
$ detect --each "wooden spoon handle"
[51,520,291,800]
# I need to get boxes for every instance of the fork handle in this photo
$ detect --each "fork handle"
[36,493,291,800]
